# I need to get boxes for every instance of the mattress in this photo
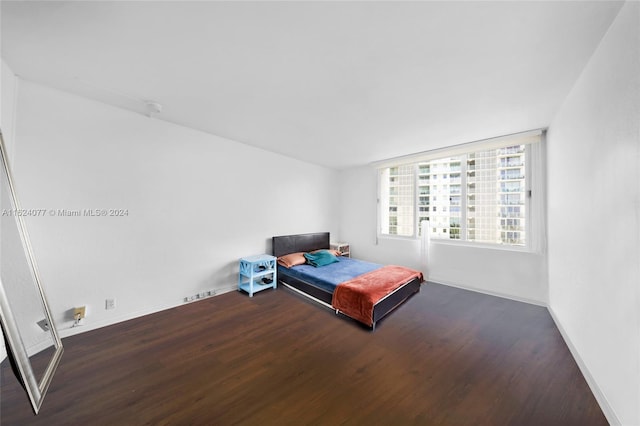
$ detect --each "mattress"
[277,256,382,293]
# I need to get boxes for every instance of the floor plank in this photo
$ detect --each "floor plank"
[1,283,607,425]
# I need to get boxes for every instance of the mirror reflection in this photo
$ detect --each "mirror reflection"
[1,179,56,381]
[0,130,63,414]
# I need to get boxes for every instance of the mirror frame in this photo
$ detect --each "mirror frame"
[0,130,63,414]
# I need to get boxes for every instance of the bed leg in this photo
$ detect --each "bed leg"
[372,322,376,331]
[335,309,339,315]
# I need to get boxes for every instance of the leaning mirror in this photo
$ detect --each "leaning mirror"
[0,129,63,414]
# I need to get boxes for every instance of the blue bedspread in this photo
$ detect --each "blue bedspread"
[278,257,382,293]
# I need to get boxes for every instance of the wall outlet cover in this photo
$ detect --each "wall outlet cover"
[74,306,86,319]
[37,319,50,331]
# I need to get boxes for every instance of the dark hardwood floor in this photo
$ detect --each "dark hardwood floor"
[1,283,607,425]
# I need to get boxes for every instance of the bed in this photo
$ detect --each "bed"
[272,232,423,330]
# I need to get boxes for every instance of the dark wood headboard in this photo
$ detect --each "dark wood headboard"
[272,232,330,257]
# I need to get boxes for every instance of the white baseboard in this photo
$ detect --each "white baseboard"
[58,284,238,339]
[547,306,621,426]
[427,278,547,307]
[431,279,618,424]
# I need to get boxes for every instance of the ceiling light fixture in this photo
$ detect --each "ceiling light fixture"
[144,101,163,117]
[72,76,165,119]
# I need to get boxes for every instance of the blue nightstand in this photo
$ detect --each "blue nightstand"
[238,254,277,297]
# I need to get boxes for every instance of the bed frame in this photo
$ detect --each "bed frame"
[272,232,422,329]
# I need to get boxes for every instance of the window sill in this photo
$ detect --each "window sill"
[378,234,538,253]
[377,234,417,242]
[429,238,536,253]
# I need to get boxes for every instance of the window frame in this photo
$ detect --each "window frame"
[376,131,543,252]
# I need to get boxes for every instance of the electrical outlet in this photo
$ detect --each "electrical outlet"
[184,290,217,304]
[37,319,50,331]
[74,306,86,319]
[105,298,116,310]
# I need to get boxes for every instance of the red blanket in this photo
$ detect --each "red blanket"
[331,265,423,326]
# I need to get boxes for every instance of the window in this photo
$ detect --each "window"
[379,165,414,236]
[378,131,543,249]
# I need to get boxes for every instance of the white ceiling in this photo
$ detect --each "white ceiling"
[0,1,624,169]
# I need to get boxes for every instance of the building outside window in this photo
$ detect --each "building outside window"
[378,131,543,249]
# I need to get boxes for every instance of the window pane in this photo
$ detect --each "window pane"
[380,165,414,236]
[467,145,526,245]
[418,157,462,240]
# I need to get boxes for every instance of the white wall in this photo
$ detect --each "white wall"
[10,79,339,337]
[338,165,547,304]
[0,58,19,362]
[1,58,18,158]
[547,2,640,425]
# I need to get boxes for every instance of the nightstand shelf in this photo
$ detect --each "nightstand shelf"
[238,254,277,297]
